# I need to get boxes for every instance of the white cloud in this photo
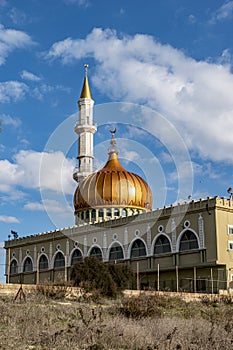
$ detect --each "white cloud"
[47,28,233,163]
[0,150,76,196]
[0,215,19,223]
[192,162,220,180]
[188,14,196,24]
[0,81,28,102]
[0,114,21,128]
[31,83,70,100]
[24,201,44,211]
[0,23,34,65]
[211,1,233,22]
[20,70,41,82]
[9,7,27,25]
[24,199,72,214]
[64,0,90,6]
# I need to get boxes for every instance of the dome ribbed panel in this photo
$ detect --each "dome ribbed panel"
[111,171,119,204]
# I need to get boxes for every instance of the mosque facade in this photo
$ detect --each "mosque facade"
[4,68,233,293]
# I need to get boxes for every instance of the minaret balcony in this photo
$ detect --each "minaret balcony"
[73,168,91,183]
[74,122,97,134]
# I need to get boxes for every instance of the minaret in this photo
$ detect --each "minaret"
[73,64,97,183]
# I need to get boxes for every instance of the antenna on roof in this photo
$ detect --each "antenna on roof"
[11,230,18,239]
[227,187,233,200]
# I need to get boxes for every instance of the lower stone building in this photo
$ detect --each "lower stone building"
[4,196,233,293]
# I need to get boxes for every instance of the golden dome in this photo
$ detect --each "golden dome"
[74,133,153,214]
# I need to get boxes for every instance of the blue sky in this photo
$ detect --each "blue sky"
[0,0,233,282]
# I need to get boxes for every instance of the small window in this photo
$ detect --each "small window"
[10,260,18,274]
[91,209,96,219]
[23,257,33,272]
[99,209,104,218]
[54,252,65,268]
[130,239,146,258]
[122,208,127,217]
[39,255,49,270]
[89,247,102,260]
[71,249,83,265]
[154,235,171,254]
[228,226,233,235]
[179,230,198,251]
[128,209,133,216]
[109,243,124,261]
[228,241,233,250]
[106,208,112,217]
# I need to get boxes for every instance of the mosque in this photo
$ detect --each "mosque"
[4,67,233,292]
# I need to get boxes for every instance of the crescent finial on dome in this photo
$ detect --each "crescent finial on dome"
[110,127,117,138]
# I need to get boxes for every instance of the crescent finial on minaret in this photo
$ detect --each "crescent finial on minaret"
[84,63,89,77]
[110,127,117,138]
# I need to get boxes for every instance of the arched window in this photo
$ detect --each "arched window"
[154,235,171,254]
[109,243,124,261]
[71,249,83,265]
[99,209,104,218]
[122,208,127,217]
[86,210,90,219]
[89,246,102,260]
[128,209,133,216]
[130,239,146,258]
[54,252,65,268]
[114,208,120,217]
[91,209,96,220]
[10,259,18,274]
[39,255,49,270]
[23,257,33,272]
[106,208,112,217]
[179,230,198,251]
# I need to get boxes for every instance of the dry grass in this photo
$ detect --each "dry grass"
[0,291,233,349]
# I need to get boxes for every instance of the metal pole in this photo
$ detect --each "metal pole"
[176,265,179,292]
[157,263,160,291]
[7,248,10,284]
[194,266,197,293]
[64,255,67,283]
[136,261,140,290]
[36,253,39,285]
[211,268,214,294]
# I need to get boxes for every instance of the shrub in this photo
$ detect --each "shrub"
[71,257,117,297]
[71,258,134,298]
[36,281,68,299]
[107,263,134,291]
[119,294,163,319]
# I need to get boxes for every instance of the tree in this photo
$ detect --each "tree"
[70,257,134,297]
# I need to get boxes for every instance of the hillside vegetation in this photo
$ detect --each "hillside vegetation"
[1,288,233,350]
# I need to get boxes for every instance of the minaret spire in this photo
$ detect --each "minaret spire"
[80,64,92,99]
[73,64,97,183]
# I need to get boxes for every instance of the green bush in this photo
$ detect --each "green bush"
[70,257,134,298]
[119,294,163,318]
